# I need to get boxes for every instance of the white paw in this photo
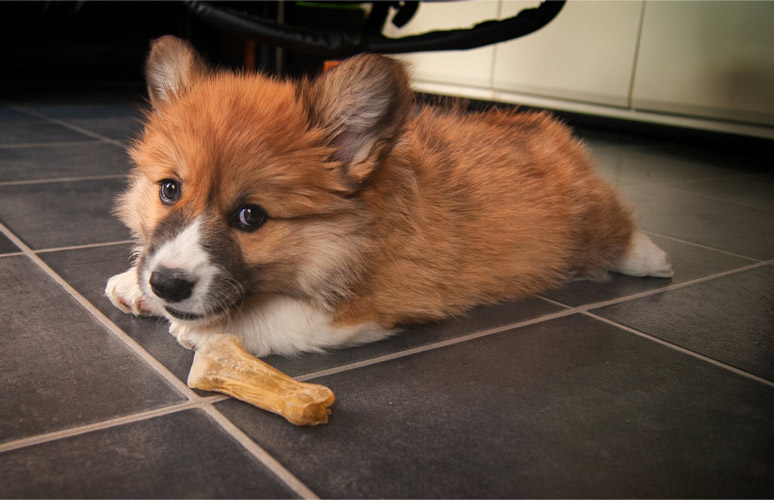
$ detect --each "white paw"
[105,268,157,316]
[168,321,211,351]
[614,232,674,278]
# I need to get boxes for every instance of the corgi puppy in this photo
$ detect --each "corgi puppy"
[106,36,673,357]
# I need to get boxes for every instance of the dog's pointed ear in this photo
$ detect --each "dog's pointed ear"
[303,54,412,192]
[145,36,207,108]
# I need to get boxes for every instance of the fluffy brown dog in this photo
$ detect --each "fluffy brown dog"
[106,36,672,356]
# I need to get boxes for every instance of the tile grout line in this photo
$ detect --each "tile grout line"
[0,140,103,149]
[0,174,125,187]
[0,222,322,498]
[296,308,578,382]
[0,251,24,259]
[584,311,774,389]
[566,259,772,313]
[0,220,196,398]
[201,405,321,499]
[538,281,774,389]
[34,239,135,254]
[639,230,763,262]
[297,259,773,383]
[0,397,225,455]
[6,105,126,148]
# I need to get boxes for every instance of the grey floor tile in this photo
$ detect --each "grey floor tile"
[0,233,19,254]
[593,264,774,382]
[544,234,756,307]
[619,182,774,260]
[0,256,185,445]
[22,103,145,142]
[589,143,765,188]
[0,409,297,498]
[217,314,774,498]
[0,108,89,145]
[0,142,130,183]
[0,178,130,249]
[40,244,197,386]
[663,173,774,212]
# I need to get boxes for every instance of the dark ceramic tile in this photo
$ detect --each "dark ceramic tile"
[593,265,774,382]
[24,103,144,121]
[0,178,130,249]
[218,314,774,498]
[0,108,89,145]
[589,143,765,189]
[0,409,297,498]
[572,126,664,150]
[0,232,19,254]
[618,183,774,260]
[40,244,197,386]
[664,173,774,212]
[24,103,145,142]
[544,234,755,307]
[263,297,565,378]
[0,256,184,444]
[0,142,130,182]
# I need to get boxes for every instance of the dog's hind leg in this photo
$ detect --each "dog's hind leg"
[612,231,674,278]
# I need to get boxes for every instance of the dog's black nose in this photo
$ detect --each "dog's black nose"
[149,268,195,303]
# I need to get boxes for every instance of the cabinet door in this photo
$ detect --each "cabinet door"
[382,1,500,89]
[632,1,774,126]
[493,1,643,108]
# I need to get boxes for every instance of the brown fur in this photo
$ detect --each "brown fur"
[120,36,635,334]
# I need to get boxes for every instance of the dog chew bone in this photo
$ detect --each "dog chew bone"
[187,334,335,425]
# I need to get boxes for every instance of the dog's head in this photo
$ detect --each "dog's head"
[119,36,411,325]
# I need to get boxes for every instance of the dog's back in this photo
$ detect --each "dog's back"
[332,106,634,327]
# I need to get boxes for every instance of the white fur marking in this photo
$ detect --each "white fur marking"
[614,232,674,278]
[140,218,219,316]
[169,295,395,357]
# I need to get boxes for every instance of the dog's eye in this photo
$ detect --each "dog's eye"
[159,179,181,205]
[231,205,268,232]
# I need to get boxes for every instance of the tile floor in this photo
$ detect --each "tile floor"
[0,94,772,498]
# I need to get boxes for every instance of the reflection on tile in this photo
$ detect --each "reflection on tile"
[23,103,145,142]
[0,108,88,145]
[664,173,774,212]
[218,314,774,498]
[590,142,767,186]
[619,183,774,260]
[0,142,130,182]
[593,265,774,381]
[0,256,184,444]
[0,178,130,249]
[0,410,296,498]
[544,234,755,307]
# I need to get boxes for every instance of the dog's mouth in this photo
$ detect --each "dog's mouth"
[164,305,206,321]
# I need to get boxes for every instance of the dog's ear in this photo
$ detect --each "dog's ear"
[303,54,413,192]
[145,36,207,108]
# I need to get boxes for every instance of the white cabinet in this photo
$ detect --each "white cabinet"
[383,0,774,137]
[493,1,643,108]
[632,1,774,127]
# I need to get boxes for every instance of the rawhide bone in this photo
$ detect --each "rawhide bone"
[187,334,335,425]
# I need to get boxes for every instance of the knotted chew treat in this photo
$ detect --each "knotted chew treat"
[187,334,335,425]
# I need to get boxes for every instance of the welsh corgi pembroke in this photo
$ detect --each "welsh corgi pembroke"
[106,36,673,356]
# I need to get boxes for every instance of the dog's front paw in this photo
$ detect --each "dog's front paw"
[168,321,211,351]
[105,269,155,316]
